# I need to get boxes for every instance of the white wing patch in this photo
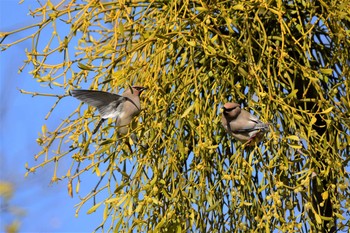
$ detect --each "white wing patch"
[100,101,124,119]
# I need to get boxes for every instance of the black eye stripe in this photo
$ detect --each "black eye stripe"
[224,107,237,111]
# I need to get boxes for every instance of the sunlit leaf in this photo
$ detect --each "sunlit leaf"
[87,202,102,214]
[181,105,194,118]
[77,62,93,71]
[286,135,300,141]
[8,0,349,232]
[320,107,333,114]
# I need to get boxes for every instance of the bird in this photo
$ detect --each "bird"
[221,102,269,144]
[71,86,146,135]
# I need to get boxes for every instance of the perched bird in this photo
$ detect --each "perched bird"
[71,86,146,135]
[221,102,269,144]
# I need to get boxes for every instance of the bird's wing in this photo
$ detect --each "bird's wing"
[98,98,126,118]
[248,114,270,132]
[71,90,126,117]
[232,120,268,133]
[230,110,268,133]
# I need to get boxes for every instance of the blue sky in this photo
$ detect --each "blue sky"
[1,1,349,232]
[0,1,103,232]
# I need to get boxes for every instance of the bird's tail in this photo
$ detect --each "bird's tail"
[92,119,105,134]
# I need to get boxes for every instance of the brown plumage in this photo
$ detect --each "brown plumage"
[221,102,269,143]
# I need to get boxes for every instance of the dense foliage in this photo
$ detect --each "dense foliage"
[2,0,350,232]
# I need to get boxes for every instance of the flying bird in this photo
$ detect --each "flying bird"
[71,86,146,135]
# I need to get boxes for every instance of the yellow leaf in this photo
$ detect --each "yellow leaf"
[289,144,302,149]
[233,4,245,10]
[105,197,119,203]
[211,34,218,43]
[243,202,253,206]
[320,107,333,114]
[116,195,128,206]
[238,67,248,77]
[206,46,216,54]
[195,7,208,12]
[118,21,124,35]
[103,204,108,221]
[114,182,127,193]
[206,201,220,211]
[321,191,328,200]
[286,135,300,141]
[47,1,54,9]
[181,105,194,118]
[310,116,317,125]
[42,124,47,135]
[95,166,101,177]
[294,114,303,121]
[87,202,102,214]
[187,40,196,46]
[77,62,93,71]
[52,82,63,87]
[180,51,188,67]
[96,145,110,155]
[314,211,322,224]
[135,203,143,213]
[319,68,333,75]
[286,89,298,98]
[75,180,80,193]
[334,212,346,220]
